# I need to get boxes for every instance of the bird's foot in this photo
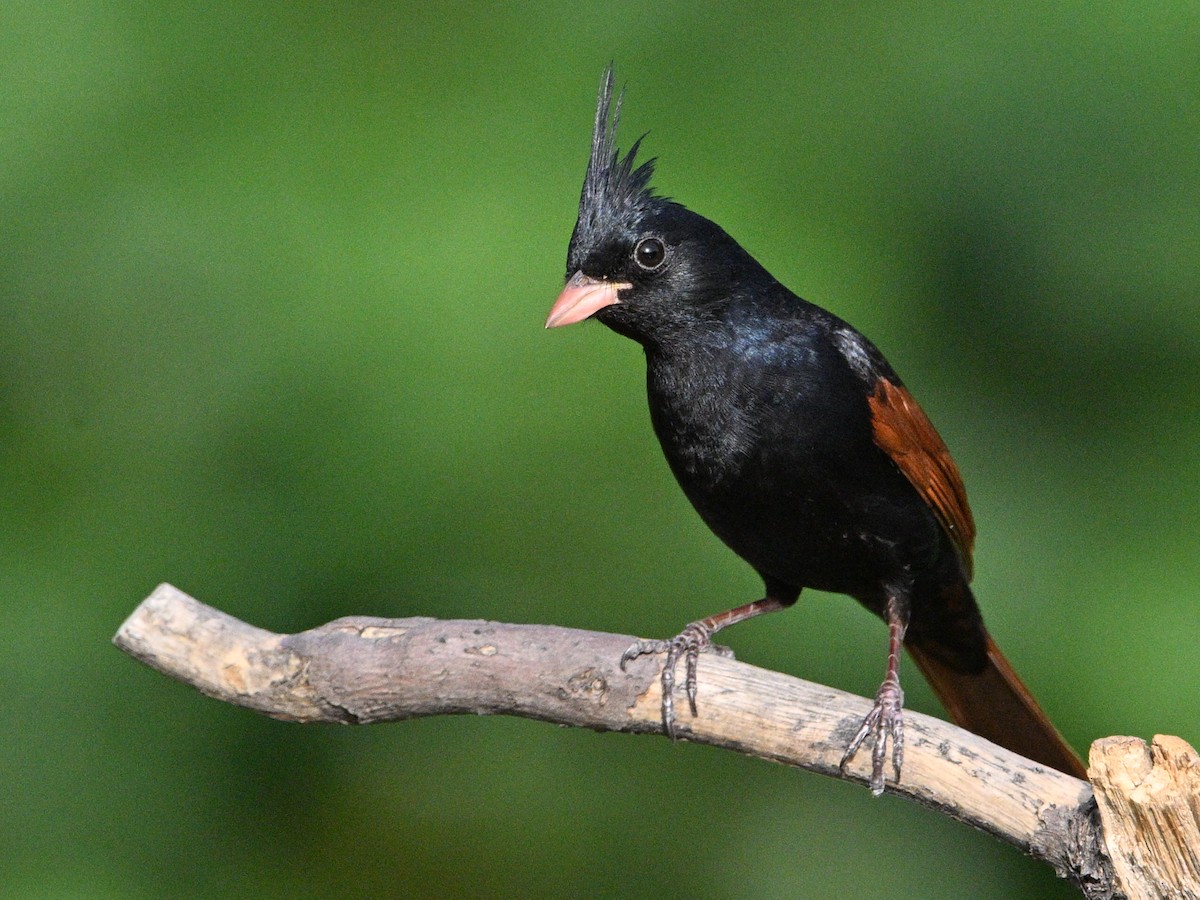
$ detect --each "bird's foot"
[840,676,905,796]
[619,622,734,740]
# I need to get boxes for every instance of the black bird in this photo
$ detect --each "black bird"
[546,67,1085,793]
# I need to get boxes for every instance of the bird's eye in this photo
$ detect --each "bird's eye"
[634,237,666,271]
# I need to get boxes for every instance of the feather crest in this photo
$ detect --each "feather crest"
[576,66,659,244]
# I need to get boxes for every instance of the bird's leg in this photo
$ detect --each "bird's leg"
[841,594,910,795]
[620,597,790,739]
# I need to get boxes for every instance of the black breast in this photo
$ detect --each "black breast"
[645,321,945,601]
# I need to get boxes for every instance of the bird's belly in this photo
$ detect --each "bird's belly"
[691,482,898,596]
[668,431,943,600]
[647,352,942,598]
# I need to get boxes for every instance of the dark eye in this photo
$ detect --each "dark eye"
[634,237,666,271]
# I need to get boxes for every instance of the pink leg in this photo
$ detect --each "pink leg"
[620,597,791,740]
[840,594,909,795]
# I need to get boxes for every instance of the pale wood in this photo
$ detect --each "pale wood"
[115,583,1126,894]
[1089,735,1200,898]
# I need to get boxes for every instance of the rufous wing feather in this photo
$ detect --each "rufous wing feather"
[868,378,976,578]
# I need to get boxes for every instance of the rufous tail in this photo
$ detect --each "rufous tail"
[906,632,1086,779]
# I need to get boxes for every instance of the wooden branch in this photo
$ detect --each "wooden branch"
[115,584,1119,894]
[1089,735,1200,898]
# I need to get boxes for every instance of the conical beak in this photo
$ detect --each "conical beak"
[545,271,629,328]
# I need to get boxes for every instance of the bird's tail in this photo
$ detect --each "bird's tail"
[906,632,1087,779]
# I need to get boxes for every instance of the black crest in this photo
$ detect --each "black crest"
[574,66,659,249]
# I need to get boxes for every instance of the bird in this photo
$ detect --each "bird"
[545,66,1085,794]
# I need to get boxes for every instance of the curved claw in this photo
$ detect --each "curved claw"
[620,639,666,672]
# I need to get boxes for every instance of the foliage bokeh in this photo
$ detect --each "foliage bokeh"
[5,3,1199,897]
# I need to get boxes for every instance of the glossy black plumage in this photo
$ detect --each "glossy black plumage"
[547,67,1083,791]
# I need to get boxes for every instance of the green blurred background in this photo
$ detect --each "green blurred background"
[5,2,1198,897]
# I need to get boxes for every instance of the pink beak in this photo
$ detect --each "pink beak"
[545,271,630,328]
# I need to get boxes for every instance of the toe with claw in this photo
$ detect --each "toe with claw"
[840,676,905,796]
[619,621,733,739]
[618,598,787,741]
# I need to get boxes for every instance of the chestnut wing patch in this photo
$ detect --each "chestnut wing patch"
[868,378,976,579]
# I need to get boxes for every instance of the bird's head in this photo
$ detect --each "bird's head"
[546,67,772,348]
